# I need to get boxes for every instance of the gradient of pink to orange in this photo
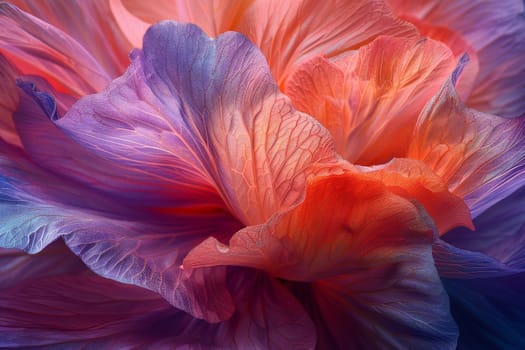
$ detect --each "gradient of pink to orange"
[0,1,525,349]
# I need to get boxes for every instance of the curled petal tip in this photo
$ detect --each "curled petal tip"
[16,79,60,121]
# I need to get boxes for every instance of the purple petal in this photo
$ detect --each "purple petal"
[291,246,458,349]
[0,239,86,290]
[387,0,525,117]
[442,185,525,271]
[55,21,340,227]
[0,268,315,349]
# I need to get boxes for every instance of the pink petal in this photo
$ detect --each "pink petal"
[286,35,456,165]
[0,54,21,147]
[110,0,418,86]
[9,0,132,79]
[0,3,111,96]
[387,0,525,117]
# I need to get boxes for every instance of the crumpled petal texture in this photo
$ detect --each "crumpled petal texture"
[1,1,525,349]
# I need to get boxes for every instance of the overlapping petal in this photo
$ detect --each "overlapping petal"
[0,20,345,323]
[408,57,525,217]
[0,268,315,349]
[387,0,525,117]
[441,185,525,272]
[55,21,340,227]
[184,172,458,348]
[9,0,132,80]
[0,2,110,96]
[285,35,456,165]
[111,0,418,86]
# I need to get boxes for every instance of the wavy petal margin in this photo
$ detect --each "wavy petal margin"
[185,172,458,348]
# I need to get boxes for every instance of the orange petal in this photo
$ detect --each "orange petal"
[286,35,456,165]
[408,57,525,217]
[111,0,418,87]
[184,171,434,281]
[361,158,473,235]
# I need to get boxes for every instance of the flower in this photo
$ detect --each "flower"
[1,1,524,349]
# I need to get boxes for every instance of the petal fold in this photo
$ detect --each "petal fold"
[0,2,111,95]
[408,56,525,216]
[185,172,457,349]
[55,21,340,226]
[387,0,525,117]
[285,35,456,165]
[111,0,418,85]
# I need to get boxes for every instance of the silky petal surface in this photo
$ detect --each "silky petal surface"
[113,0,254,43]
[443,185,525,271]
[301,266,457,350]
[111,0,418,86]
[0,239,87,290]
[2,21,341,321]
[408,57,525,217]
[9,0,132,79]
[55,21,340,227]
[361,158,473,235]
[0,3,110,96]
[0,268,315,349]
[1,86,241,322]
[185,172,457,348]
[286,35,455,165]
[387,0,525,117]
[0,140,240,322]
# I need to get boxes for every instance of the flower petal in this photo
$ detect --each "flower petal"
[407,56,525,217]
[112,0,253,45]
[0,54,21,147]
[185,172,457,349]
[442,186,525,271]
[0,267,315,349]
[55,21,340,227]
[1,88,241,322]
[433,240,520,279]
[387,0,525,117]
[0,274,173,348]
[184,172,433,279]
[0,239,86,290]
[300,267,457,349]
[285,35,455,165]
[9,0,132,79]
[0,2,111,95]
[111,0,418,86]
[361,158,473,235]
